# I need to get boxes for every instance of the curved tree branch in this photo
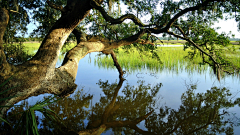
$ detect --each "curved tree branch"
[165,0,223,30]
[90,0,148,27]
[142,0,225,34]
[165,30,229,81]
[108,29,146,49]
[166,31,220,66]
[174,25,187,37]
[89,0,220,35]
[60,28,147,78]
[101,78,124,124]
[72,28,87,44]
[110,50,125,79]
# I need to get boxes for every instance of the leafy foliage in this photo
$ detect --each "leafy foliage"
[3,41,34,64]
[1,0,240,134]
[91,80,161,134]
[30,0,63,38]
[145,83,240,135]
[0,75,17,126]
[1,95,63,135]
[1,0,42,43]
[39,90,93,134]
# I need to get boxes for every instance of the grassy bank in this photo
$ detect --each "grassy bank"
[155,40,186,45]
[4,42,76,55]
[155,40,240,46]
[95,46,209,74]
[22,42,76,53]
[95,45,240,76]
[23,42,41,54]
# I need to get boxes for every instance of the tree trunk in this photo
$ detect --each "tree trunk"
[0,0,144,115]
[0,0,92,114]
[0,8,14,78]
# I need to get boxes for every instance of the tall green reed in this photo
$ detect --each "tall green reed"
[0,75,63,135]
[95,46,208,74]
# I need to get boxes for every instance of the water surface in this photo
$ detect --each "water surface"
[9,50,240,134]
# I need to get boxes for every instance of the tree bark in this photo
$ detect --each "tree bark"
[0,8,15,79]
[110,51,124,79]
[0,0,93,114]
[71,29,125,79]
[0,0,145,115]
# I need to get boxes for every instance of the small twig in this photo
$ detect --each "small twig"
[90,0,149,27]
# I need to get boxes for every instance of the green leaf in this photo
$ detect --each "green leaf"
[0,75,15,88]
[0,116,11,125]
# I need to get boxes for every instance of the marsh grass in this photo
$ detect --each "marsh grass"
[3,42,41,59]
[22,42,76,55]
[13,95,62,135]
[4,42,76,58]
[155,40,185,45]
[23,42,41,54]
[155,40,240,46]
[226,54,240,68]
[1,91,62,135]
[95,46,209,74]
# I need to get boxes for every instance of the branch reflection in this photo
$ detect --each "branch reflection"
[3,79,240,135]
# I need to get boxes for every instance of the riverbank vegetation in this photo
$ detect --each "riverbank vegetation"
[3,41,239,75]
[155,40,240,45]
[96,46,206,72]
[95,45,240,77]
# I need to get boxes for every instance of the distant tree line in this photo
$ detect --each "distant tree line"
[158,36,240,41]
[229,38,240,41]
[3,36,44,43]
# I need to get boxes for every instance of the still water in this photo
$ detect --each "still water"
[10,50,240,134]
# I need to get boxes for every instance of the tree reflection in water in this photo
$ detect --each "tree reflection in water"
[146,83,240,135]
[4,79,240,134]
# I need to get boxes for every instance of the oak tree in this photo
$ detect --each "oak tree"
[0,0,240,133]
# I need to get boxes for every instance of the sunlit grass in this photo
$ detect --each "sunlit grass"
[155,40,185,45]
[226,54,240,68]
[95,46,208,74]
[23,42,41,55]
[155,42,185,45]
[4,42,76,55]
[155,40,240,46]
